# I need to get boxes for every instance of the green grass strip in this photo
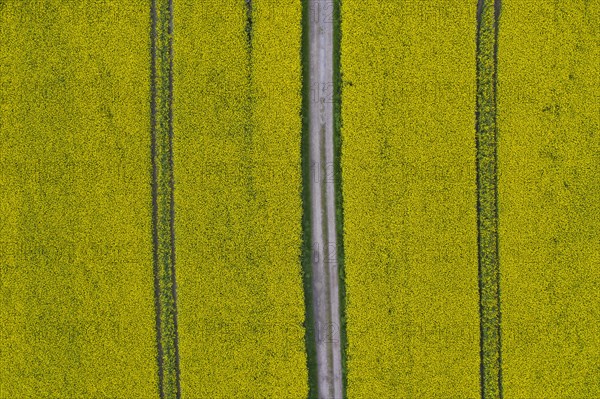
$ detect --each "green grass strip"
[475,0,503,398]
[150,0,181,398]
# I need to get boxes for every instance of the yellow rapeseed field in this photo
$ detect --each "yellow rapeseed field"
[340,1,480,397]
[0,1,158,398]
[498,0,600,397]
[173,1,307,397]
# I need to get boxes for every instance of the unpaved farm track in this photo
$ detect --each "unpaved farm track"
[307,0,344,397]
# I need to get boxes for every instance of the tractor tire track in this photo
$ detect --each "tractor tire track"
[150,0,181,398]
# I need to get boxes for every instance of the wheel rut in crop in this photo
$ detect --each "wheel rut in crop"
[475,0,503,398]
[150,0,181,398]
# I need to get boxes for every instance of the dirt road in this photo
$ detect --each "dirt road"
[307,1,343,398]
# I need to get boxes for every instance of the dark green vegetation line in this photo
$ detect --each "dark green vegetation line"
[332,0,348,398]
[243,0,255,195]
[300,1,319,397]
[150,0,181,398]
[475,0,503,398]
[245,0,253,46]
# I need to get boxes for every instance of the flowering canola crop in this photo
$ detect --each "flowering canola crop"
[340,1,481,397]
[498,0,600,397]
[0,2,158,397]
[173,1,307,397]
